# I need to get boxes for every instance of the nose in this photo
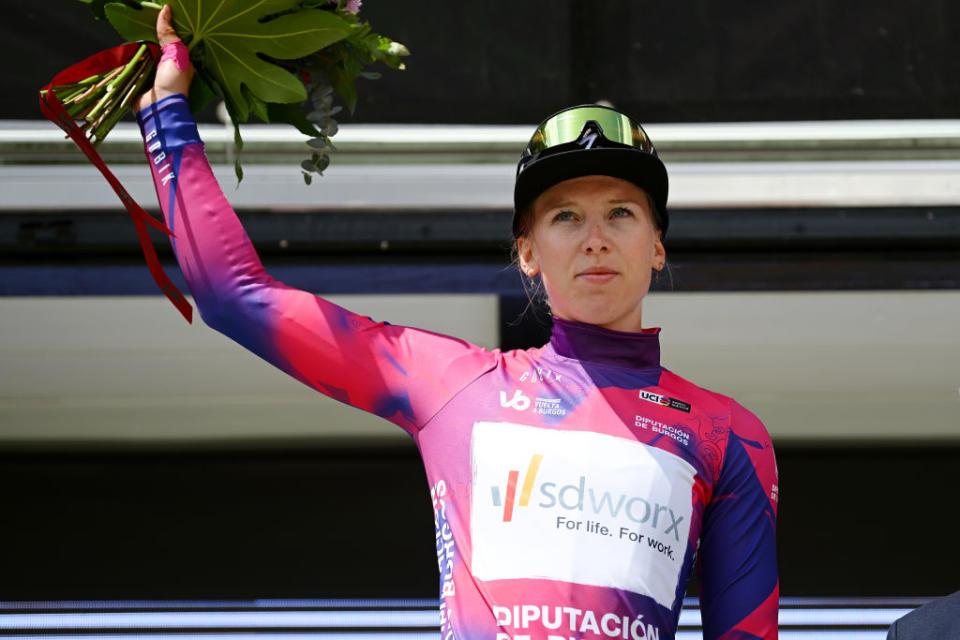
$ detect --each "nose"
[582,222,609,254]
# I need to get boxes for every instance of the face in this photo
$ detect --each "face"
[516,175,666,333]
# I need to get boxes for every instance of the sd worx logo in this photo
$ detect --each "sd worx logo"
[490,454,543,521]
[489,453,685,540]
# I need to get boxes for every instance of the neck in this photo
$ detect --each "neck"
[548,315,661,370]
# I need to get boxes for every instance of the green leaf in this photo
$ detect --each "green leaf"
[313,154,330,173]
[244,85,270,123]
[79,0,113,20]
[103,2,159,42]
[104,0,353,121]
[232,120,243,152]
[187,70,219,114]
[328,64,356,113]
[268,103,322,137]
[216,93,246,185]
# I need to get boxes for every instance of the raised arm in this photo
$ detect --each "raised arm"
[135,8,496,435]
[698,400,780,639]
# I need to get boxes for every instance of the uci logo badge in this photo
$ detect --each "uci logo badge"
[639,390,692,413]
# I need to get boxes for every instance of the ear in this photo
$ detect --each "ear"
[517,235,540,277]
[652,231,666,270]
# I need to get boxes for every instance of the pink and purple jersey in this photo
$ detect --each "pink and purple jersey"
[137,95,780,640]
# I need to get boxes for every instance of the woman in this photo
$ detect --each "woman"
[136,7,779,639]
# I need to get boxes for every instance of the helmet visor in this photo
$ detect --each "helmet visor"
[525,106,655,156]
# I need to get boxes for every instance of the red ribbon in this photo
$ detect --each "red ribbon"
[39,41,193,323]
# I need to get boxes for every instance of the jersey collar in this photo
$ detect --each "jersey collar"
[548,315,661,370]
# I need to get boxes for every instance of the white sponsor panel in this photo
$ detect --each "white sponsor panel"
[470,421,696,608]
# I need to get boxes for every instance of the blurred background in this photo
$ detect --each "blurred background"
[1,0,959,637]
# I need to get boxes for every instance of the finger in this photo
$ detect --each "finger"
[157,4,179,47]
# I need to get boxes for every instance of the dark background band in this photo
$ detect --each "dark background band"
[9,0,960,123]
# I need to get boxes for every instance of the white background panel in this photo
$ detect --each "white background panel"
[0,290,957,446]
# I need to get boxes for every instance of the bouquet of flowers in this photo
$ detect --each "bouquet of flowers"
[53,0,409,182]
[38,0,408,321]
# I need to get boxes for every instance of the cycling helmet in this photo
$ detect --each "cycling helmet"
[513,104,669,239]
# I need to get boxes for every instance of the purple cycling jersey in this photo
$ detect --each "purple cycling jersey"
[137,94,780,640]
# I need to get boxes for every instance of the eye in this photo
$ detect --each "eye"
[610,206,635,219]
[552,209,577,223]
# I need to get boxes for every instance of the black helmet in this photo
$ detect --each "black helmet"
[513,104,669,239]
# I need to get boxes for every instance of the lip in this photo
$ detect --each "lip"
[576,267,619,283]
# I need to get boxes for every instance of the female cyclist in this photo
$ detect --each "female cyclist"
[135,7,779,639]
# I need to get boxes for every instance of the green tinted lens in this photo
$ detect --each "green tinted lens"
[527,107,651,155]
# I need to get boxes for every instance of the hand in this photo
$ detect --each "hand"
[134,4,194,112]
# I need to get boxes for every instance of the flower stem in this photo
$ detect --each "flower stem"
[85,45,148,123]
[91,55,156,146]
[65,67,122,109]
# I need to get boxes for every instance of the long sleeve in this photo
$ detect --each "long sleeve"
[698,399,780,639]
[136,94,497,435]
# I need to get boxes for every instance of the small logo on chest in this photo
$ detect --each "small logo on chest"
[500,390,568,416]
[500,390,531,411]
[639,390,692,413]
[519,367,562,384]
